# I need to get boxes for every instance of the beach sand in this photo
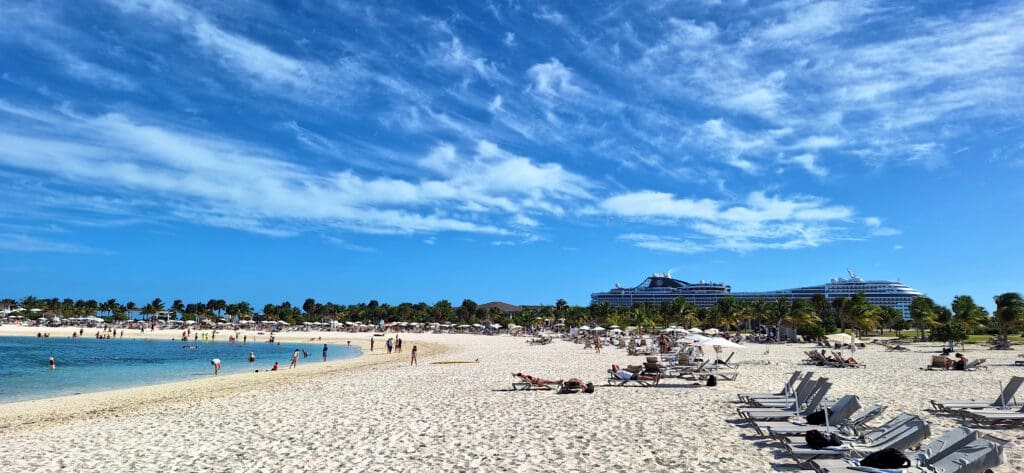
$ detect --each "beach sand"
[1,329,1022,471]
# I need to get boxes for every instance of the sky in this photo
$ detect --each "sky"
[0,0,1022,311]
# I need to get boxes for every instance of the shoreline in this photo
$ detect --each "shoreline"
[0,326,447,433]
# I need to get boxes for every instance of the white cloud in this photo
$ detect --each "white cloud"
[788,153,827,177]
[0,105,591,237]
[618,233,704,253]
[504,32,516,47]
[0,233,98,253]
[488,95,504,113]
[527,58,581,97]
[435,35,505,83]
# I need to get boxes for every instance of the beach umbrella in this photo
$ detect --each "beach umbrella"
[704,328,720,335]
[688,327,703,333]
[591,326,605,331]
[826,333,854,344]
[695,337,744,349]
[683,334,710,343]
[609,325,620,329]
[580,325,591,331]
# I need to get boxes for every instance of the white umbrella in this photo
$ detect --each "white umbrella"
[491,323,502,329]
[591,326,605,331]
[609,325,620,329]
[688,327,703,333]
[580,325,591,331]
[826,333,854,344]
[609,328,623,333]
[683,334,710,343]
[704,328,720,335]
[695,337,744,349]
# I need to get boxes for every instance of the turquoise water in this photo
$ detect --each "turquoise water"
[0,336,360,403]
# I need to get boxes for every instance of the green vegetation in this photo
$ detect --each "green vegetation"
[2,292,1021,346]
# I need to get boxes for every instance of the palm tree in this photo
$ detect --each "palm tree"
[993,292,1024,349]
[125,301,137,320]
[951,295,988,332]
[171,300,185,320]
[909,297,937,341]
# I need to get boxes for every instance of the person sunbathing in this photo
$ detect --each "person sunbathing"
[559,378,595,394]
[611,364,659,382]
[515,372,562,386]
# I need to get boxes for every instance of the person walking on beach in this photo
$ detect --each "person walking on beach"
[322,343,328,362]
[594,335,602,354]
[370,337,375,352]
[249,352,256,364]
[386,338,394,354]
[395,337,402,353]
[49,356,55,370]
[211,358,221,375]
[410,346,417,366]
[290,349,299,368]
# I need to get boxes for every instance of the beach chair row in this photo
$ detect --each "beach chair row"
[801,350,865,368]
[930,375,1024,427]
[605,355,739,387]
[735,370,1007,472]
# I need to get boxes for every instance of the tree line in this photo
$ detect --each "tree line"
[4,292,1021,343]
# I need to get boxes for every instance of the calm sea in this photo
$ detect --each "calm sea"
[0,335,360,403]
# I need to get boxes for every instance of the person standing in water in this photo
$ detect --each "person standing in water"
[322,344,328,362]
[211,358,221,375]
[249,352,256,364]
[410,346,417,366]
[49,357,56,370]
[290,349,299,368]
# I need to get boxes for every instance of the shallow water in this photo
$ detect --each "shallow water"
[0,335,360,403]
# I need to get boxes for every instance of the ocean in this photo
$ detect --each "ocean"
[0,335,360,403]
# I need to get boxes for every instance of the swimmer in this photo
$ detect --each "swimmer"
[49,356,56,370]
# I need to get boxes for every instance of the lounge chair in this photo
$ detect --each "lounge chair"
[831,351,864,368]
[810,426,1005,473]
[750,394,860,436]
[959,403,1024,427]
[930,376,1023,412]
[511,372,561,391]
[737,379,831,422]
[747,377,829,409]
[806,425,983,473]
[738,371,802,403]
[784,414,931,464]
[715,351,737,369]
[740,372,814,404]
[762,403,886,439]
[607,364,660,386]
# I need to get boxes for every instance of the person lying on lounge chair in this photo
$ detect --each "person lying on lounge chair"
[559,378,595,394]
[515,373,562,386]
[611,364,659,382]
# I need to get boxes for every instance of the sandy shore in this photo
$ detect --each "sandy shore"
[1,330,1022,471]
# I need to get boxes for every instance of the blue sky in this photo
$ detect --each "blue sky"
[1,0,1022,310]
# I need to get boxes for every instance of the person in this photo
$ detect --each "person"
[322,343,328,362]
[49,356,56,370]
[558,378,595,394]
[302,349,309,359]
[594,336,602,354]
[515,372,562,386]
[249,352,256,364]
[410,345,418,366]
[211,358,221,375]
[611,364,635,380]
[290,349,299,369]
[949,353,968,370]
[370,337,375,352]
[386,338,394,354]
[395,337,402,353]
[347,340,351,346]
[271,361,279,371]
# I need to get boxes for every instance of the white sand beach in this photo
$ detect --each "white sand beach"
[1,330,1023,472]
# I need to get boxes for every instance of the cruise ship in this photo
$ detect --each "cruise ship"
[591,270,924,318]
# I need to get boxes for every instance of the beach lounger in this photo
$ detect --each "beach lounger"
[750,395,860,436]
[831,351,864,368]
[748,377,829,408]
[738,379,831,422]
[959,404,1024,426]
[606,365,660,387]
[930,376,1023,412]
[741,372,815,405]
[511,372,559,391]
[715,351,737,369]
[737,371,803,403]
[785,415,931,464]
[762,403,885,439]
[809,426,995,473]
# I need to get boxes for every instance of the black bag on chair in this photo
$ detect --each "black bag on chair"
[706,375,717,387]
[859,448,910,469]
[805,429,842,449]
[806,408,833,425]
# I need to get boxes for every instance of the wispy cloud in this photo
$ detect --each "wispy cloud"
[0,233,99,253]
